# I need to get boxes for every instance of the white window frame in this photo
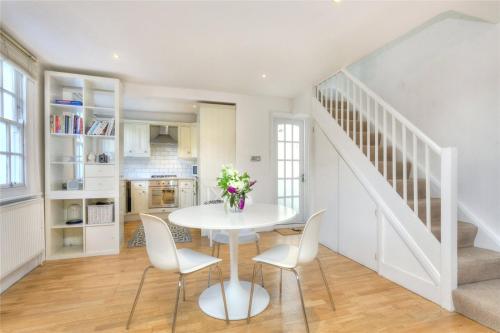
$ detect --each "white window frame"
[0,58,27,190]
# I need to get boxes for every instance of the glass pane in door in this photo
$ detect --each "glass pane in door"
[275,119,303,219]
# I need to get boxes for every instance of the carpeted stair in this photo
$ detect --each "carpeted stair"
[323,98,500,332]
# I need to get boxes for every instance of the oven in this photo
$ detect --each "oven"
[148,180,178,209]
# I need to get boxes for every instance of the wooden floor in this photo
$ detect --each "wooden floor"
[0,221,491,333]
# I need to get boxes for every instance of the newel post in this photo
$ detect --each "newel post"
[440,147,457,311]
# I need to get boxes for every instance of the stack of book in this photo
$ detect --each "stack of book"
[86,119,115,136]
[50,113,84,134]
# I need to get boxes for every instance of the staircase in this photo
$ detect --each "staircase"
[315,70,500,332]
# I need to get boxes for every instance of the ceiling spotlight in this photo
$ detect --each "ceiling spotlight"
[112,53,119,59]
[192,104,197,109]
[333,0,341,2]
[261,73,267,79]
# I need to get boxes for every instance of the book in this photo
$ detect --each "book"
[54,99,83,106]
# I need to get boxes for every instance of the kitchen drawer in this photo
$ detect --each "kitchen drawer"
[179,180,193,189]
[131,181,148,189]
[85,225,116,255]
[85,177,115,191]
[85,164,114,178]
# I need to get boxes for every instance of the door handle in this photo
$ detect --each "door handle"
[301,174,305,182]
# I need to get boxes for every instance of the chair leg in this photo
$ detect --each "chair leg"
[171,274,183,333]
[215,265,229,323]
[316,257,335,311]
[182,276,186,301]
[291,268,309,333]
[207,242,217,287]
[126,265,153,330]
[255,241,264,287]
[246,263,258,323]
[279,268,283,301]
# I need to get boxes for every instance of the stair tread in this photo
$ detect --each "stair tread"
[431,221,478,248]
[453,279,500,331]
[458,247,500,285]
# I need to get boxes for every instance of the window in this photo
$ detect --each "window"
[0,59,26,188]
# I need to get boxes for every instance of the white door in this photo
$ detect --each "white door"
[274,118,305,224]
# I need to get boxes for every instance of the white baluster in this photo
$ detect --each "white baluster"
[402,124,407,203]
[413,133,418,216]
[425,144,431,231]
[383,107,387,178]
[392,116,396,188]
[367,95,371,161]
[353,83,357,146]
[335,77,339,122]
[375,103,379,167]
[340,76,344,129]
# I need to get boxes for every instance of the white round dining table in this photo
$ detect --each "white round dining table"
[168,203,296,320]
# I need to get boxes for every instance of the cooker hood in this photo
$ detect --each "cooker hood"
[150,125,178,144]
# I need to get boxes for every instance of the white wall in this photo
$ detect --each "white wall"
[123,83,291,204]
[348,17,500,248]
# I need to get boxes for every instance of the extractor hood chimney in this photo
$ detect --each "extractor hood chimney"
[150,125,177,144]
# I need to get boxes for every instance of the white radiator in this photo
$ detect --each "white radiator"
[0,197,44,280]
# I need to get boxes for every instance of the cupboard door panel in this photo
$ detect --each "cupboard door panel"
[85,225,116,254]
[338,159,378,271]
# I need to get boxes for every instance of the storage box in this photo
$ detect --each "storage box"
[87,203,114,225]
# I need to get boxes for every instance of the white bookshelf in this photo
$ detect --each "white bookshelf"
[44,71,121,260]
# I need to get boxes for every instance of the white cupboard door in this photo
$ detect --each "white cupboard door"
[124,123,150,157]
[178,126,192,159]
[199,104,236,203]
[338,159,378,271]
[131,181,148,213]
[123,123,135,156]
[85,225,116,255]
[179,187,194,208]
[137,124,150,157]
[190,126,198,158]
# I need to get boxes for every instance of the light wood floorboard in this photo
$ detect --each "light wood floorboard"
[0,221,492,333]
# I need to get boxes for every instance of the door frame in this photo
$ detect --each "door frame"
[270,112,311,226]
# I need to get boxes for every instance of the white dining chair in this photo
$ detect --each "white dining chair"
[246,209,334,333]
[206,195,264,287]
[126,214,229,333]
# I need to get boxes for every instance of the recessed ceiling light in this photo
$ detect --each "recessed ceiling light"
[192,104,197,109]
[333,0,341,3]
[112,53,119,59]
[261,73,267,79]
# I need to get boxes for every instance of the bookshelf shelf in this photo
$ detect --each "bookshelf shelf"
[45,71,121,260]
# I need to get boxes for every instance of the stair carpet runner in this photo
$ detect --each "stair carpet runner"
[323,99,500,332]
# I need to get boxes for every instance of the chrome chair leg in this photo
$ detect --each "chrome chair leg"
[207,243,217,287]
[172,274,183,333]
[291,269,309,333]
[246,263,258,323]
[316,257,335,311]
[255,241,264,287]
[126,265,153,329]
[182,276,186,301]
[279,268,283,301]
[216,265,229,323]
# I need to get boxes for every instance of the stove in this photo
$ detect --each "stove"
[150,174,177,179]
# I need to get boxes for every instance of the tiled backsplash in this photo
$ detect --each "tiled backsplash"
[123,144,195,179]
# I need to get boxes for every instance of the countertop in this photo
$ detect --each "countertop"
[120,177,197,181]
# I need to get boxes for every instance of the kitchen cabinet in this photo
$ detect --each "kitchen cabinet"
[199,104,235,203]
[178,126,198,159]
[124,123,150,157]
[131,181,149,213]
[179,180,195,208]
[85,225,116,255]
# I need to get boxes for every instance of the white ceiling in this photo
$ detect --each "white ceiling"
[2,1,499,98]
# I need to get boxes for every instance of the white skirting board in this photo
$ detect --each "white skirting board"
[1,254,43,293]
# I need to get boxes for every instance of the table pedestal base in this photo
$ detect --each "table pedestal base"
[199,280,270,320]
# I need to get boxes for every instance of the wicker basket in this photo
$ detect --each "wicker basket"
[87,203,114,225]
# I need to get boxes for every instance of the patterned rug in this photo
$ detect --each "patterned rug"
[128,220,192,248]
